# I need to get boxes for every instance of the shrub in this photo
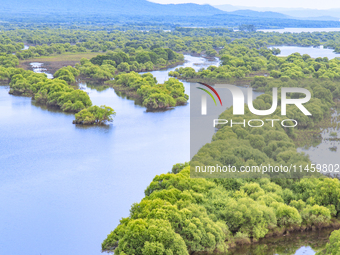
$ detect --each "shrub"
[73,105,115,125]
[316,229,340,254]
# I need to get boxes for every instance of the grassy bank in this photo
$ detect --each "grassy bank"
[18,52,100,74]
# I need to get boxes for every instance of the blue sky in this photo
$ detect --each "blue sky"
[148,0,340,9]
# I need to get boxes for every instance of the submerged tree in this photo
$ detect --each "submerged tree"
[73,105,115,125]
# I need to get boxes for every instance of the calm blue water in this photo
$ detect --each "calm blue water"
[270,45,340,59]
[0,55,218,255]
[259,28,340,33]
[0,50,337,255]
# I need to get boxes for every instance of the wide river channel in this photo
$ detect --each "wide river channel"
[0,55,218,255]
[0,47,339,255]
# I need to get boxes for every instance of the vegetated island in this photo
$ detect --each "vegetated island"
[76,48,189,110]
[106,73,188,110]
[1,63,115,125]
[1,45,188,124]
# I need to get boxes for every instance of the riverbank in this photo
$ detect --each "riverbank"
[225,226,340,255]
[19,52,100,73]
[226,219,340,249]
[20,58,185,80]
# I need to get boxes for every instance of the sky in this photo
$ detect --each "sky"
[148,0,340,10]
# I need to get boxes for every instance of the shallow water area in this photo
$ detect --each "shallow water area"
[0,55,218,255]
[269,45,340,59]
[30,62,54,78]
[259,28,340,33]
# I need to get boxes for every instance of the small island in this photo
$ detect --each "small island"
[73,105,115,125]
[106,72,188,110]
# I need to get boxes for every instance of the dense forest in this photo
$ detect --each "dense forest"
[3,0,340,253]
[102,165,340,254]
[4,27,340,119]
[2,27,340,57]
[101,57,340,254]
[85,28,340,254]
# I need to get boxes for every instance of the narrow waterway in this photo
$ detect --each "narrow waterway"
[259,28,340,33]
[297,110,340,176]
[227,227,334,255]
[267,46,340,175]
[269,45,340,59]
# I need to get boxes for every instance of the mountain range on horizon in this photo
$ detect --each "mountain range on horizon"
[214,4,340,21]
[0,0,340,26]
[0,0,224,16]
[0,0,338,19]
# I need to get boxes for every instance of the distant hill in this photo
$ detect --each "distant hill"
[1,0,340,28]
[0,0,225,16]
[214,4,340,20]
[296,16,340,21]
[229,10,290,19]
[213,4,247,12]
[280,9,340,19]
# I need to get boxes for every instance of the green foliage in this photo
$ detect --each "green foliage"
[73,105,115,125]
[8,69,92,112]
[0,53,19,67]
[103,168,229,254]
[87,48,181,78]
[104,160,340,255]
[57,89,92,111]
[316,229,340,255]
[300,205,331,228]
[109,72,188,110]
[171,162,190,174]
[77,58,116,80]
[143,93,176,109]
[168,38,340,82]
[54,66,79,83]
[6,26,340,253]
[205,48,217,57]
[15,42,93,59]
[103,218,188,255]
[224,197,276,239]
[6,65,114,125]
[270,202,302,227]
[102,40,340,253]
[77,47,181,81]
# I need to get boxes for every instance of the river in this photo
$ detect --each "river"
[0,55,219,255]
[0,48,339,255]
[228,227,334,255]
[269,45,340,59]
[259,28,340,33]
